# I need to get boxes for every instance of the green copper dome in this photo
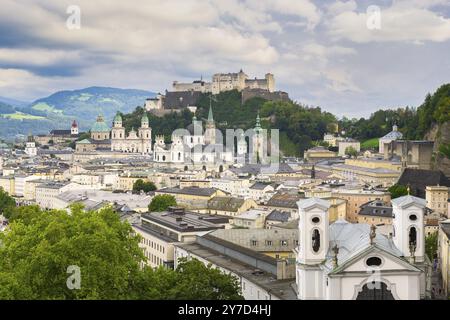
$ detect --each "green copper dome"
[91,115,110,132]
[113,112,122,122]
[141,112,149,124]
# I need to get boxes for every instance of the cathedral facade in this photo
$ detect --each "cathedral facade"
[111,113,152,154]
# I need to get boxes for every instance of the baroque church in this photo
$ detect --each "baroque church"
[75,107,269,166]
[296,195,431,300]
[153,106,234,166]
[75,113,152,155]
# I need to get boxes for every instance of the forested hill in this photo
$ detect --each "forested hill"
[338,83,450,142]
[120,90,338,157]
[118,84,449,159]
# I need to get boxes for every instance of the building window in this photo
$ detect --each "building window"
[409,227,417,246]
[251,240,258,246]
[312,229,321,253]
[266,240,273,246]
[281,240,288,246]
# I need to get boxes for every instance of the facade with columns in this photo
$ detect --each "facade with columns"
[153,106,233,166]
[111,112,152,154]
[295,195,431,300]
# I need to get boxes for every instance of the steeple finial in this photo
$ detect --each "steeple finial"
[407,184,411,195]
[332,244,339,268]
[369,224,377,245]
[255,112,261,129]
[208,104,214,122]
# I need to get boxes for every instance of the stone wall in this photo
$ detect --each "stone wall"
[242,88,290,104]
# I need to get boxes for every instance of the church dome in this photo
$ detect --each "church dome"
[113,112,122,122]
[91,115,110,132]
[141,113,149,124]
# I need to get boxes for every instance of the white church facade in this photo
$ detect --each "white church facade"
[295,195,431,300]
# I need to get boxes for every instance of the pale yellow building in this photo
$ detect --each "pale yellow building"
[0,176,15,195]
[332,189,391,223]
[117,174,149,191]
[304,146,338,163]
[155,187,226,210]
[231,209,269,229]
[426,185,449,218]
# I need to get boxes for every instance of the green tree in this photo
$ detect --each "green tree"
[0,187,16,219]
[0,205,145,299]
[345,146,358,158]
[388,184,409,199]
[132,258,243,300]
[425,232,438,260]
[0,205,243,300]
[148,194,177,212]
[133,179,157,193]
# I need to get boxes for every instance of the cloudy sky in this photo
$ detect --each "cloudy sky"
[0,0,449,117]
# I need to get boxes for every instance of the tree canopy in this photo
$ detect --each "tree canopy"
[0,205,242,300]
[0,188,16,219]
[148,194,177,212]
[388,184,409,199]
[133,179,157,193]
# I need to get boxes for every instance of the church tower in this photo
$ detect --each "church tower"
[392,195,427,263]
[25,133,37,157]
[296,198,330,300]
[237,132,247,156]
[71,120,79,135]
[204,105,216,145]
[252,112,265,164]
[138,112,152,154]
[111,112,125,139]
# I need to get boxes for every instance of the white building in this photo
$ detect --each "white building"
[172,70,275,95]
[379,125,403,154]
[295,196,431,300]
[153,107,233,166]
[338,139,361,156]
[111,113,152,154]
[24,135,37,157]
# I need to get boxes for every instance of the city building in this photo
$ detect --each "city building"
[426,185,449,217]
[379,125,403,153]
[205,196,257,217]
[338,138,361,156]
[295,196,431,300]
[383,140,434,170]
[397,168,450,199]
[231,208,269,229]
[331,188,391,223]
[111,112,152,154]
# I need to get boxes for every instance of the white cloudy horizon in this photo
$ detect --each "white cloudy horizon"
[0,0,449,118]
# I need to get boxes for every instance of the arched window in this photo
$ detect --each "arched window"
[178,152,181,161]
[312,229,320,253]
[409,227,417,246]
[356,282,394,300]
[162,155,166,161]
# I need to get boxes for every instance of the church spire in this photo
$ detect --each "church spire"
[255,112,261,130]
[208,104,214,123]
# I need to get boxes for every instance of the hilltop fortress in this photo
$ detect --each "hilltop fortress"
[145,69,289,112]
[172,69,275,94]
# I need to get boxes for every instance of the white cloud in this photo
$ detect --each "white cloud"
[327,1,450,43]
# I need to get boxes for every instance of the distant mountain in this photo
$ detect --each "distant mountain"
[0,96,29,108]
[0,86,156,140]
[27,86,156,124]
